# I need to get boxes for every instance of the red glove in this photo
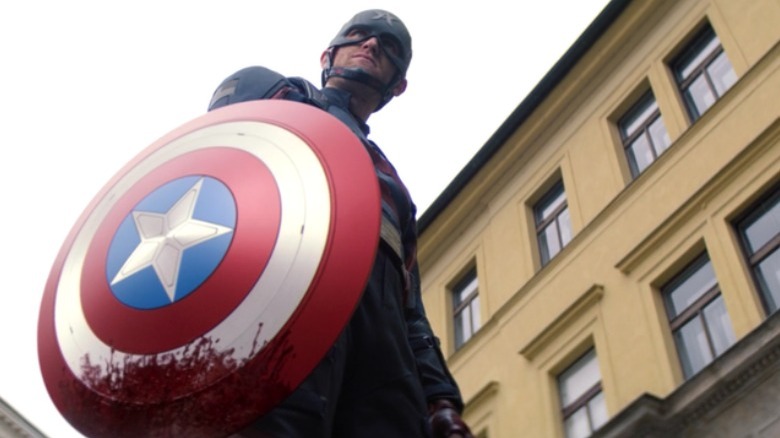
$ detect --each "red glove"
[428,399,474,438]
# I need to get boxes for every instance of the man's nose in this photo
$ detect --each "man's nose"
[361,36,380,53]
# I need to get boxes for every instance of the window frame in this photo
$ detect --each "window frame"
[534,181,572,266]
[661,253,735,379]
[735,187,780,315]
[617,91,671,178]
[670,24,736,121]
[557,348,606,438]
[452,267,480,349]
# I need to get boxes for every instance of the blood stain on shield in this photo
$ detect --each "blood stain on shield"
[63,322,300,437]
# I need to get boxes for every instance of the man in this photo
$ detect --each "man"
[211,10,472,438]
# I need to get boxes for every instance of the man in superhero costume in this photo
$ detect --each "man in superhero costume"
[210,10,473,438]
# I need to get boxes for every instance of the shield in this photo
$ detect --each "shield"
[37,100,381,437]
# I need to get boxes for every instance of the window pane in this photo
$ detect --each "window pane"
[456,276,478,303]
[564,408,591,438]
[675,318,714,378]
[627,135,654,175]
[454,311,464,345]
[620,93,671,179]
[536,183,571,265]
[702,296,736,356]
[743,199,780,253]
[540,224,560,264]
[559,351,600,406]
[707,51,737,96]
[678,34,720,80]
[453,269,480,349]
[686,74,717,117]
[622,98,658,138]
[757,249,780,313]
[673,26,737,122]
[559,208,572,246]
[455,309,471,346]
[471,296,482,330]
[540,189,566,220]
[666,259,717,317]
[587,391,609,431]
[648,117,671,155]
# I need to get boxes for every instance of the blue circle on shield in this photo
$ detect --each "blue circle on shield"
[105,176,236,309]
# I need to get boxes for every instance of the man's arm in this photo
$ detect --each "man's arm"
[405,263,463,406]
[404,263,474,438]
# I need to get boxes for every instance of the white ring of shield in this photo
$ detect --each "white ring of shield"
[54,121,331,393]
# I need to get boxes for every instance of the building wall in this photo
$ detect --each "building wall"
[417,0,780,437]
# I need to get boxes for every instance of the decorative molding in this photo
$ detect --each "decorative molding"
[615,117,780,276]
[594,310,780,437]
[0,398,46,438]
[464,380,500,411]
[519,284,604,360]
[672,314,780,432]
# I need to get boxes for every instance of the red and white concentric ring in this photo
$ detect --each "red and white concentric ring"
[38,100,380,436]
[55,119,331,390]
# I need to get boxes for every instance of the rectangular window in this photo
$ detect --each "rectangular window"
[618,91,671,177]
[662,254,736,379]
[453,268,481,349]
[535,181,572,266]
[736,188,780,315]
[671,24,737,121]
[558,349,608,438]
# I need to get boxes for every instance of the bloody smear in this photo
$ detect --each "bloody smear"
[58,324,295,437]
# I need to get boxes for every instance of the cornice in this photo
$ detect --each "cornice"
[0,398,46,438]
[594,309,780,437]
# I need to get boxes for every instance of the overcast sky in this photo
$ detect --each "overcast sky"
[0,1,609,436]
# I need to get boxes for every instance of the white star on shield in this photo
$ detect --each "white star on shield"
[110,177,233,302]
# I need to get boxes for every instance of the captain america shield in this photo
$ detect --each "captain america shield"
[37,100,381,437]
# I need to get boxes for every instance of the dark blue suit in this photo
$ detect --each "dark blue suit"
[211,67,463,438]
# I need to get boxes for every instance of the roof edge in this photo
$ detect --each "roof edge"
[418,0,634,234]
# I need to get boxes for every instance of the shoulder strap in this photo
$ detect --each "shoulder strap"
[284,77,329,110]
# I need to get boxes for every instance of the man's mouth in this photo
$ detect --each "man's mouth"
[353,53,377,65]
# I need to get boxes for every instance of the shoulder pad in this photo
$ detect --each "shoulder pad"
[208,66,289,111]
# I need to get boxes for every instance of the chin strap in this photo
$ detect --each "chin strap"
[325,66,389,94]
[321,48,398,111]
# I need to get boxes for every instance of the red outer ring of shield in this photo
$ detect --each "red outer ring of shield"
[37,100,380,437]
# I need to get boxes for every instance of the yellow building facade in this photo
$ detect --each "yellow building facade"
[417,0,780,436]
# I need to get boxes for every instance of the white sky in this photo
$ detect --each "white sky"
[0,1,609,436]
